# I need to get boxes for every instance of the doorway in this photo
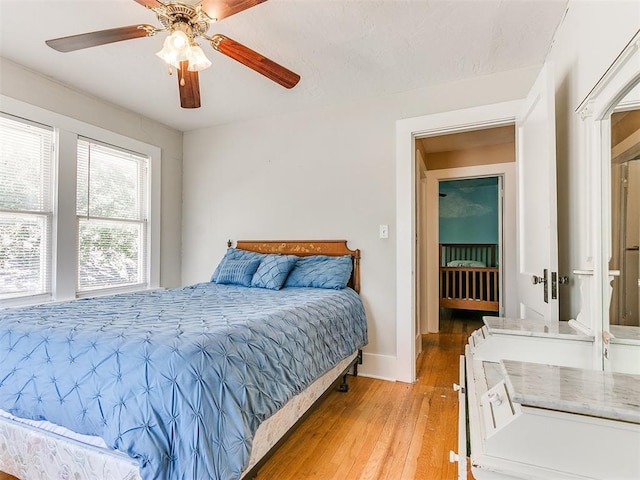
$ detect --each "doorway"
[415,125,517,337]
[398,67,558,382]
[438,176,501,316]
[395,99,523,383]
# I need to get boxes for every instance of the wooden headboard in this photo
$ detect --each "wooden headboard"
[230,240,361,293]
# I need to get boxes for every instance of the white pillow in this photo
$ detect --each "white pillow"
[446,259,486,267]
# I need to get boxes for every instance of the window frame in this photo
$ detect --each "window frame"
[0,113,55,302]
[0,95,161,307]
[76,138,150,295]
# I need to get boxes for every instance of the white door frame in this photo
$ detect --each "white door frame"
[395,100,522,383]
[425,164,516,333]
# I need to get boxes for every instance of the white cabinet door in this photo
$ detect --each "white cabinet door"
[516,63,559,321]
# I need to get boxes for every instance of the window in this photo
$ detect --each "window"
[0,114,53,300]
[76,139,149,293]
[0,97,160,306]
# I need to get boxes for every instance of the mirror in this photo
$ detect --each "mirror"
[608,85,640,360]
[609,89,640,328]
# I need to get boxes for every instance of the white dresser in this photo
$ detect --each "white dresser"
[456,346,640,479]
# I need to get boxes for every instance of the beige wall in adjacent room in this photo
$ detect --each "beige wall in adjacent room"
[423,142,515,170]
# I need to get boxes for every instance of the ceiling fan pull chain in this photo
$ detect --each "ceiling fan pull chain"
[180,68,186,87]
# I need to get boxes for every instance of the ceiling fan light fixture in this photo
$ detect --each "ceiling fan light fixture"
[156,37,179,68]
[167,29,189,52]
[157,26,211,72]
[156,29,191,68]
[186,44,211,71]
[156,36,183,67]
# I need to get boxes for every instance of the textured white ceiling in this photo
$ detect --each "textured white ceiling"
[0,0,568,132]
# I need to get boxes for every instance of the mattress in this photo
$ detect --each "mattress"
[0,352,357,480]
[0,283,368,479]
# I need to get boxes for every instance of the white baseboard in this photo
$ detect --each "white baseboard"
[357,352,397,382]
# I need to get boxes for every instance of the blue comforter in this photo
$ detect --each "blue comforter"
[0,283,368,479]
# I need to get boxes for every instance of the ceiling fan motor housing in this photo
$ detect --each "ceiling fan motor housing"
[156,3,212,38]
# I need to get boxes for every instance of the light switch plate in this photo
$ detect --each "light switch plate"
[379,224,389,239]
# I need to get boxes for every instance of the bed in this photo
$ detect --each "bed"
[439,243,499,312]
[0,240,367,480]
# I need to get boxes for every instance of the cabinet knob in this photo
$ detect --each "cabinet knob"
[488,392,502,406]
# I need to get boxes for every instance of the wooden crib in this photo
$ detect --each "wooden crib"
[439,243,499,312]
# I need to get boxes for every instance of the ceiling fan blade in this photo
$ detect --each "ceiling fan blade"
[201,0,266,21]
[177,61,201,109]
[133,0,164,8]
[211,34,300,89]
[46,25,155,52]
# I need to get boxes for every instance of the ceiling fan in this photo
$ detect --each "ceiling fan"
[45,0,300,109]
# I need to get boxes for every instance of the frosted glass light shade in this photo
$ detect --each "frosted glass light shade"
[156,30,191,69]
[186,44,212,71]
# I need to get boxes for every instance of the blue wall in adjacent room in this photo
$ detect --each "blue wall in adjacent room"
[439,177,499,244]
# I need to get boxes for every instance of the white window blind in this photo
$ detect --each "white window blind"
[0,113,54,300]
[76,138,148,292]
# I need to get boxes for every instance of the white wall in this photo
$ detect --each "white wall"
[182,1,639,380]
[0,58,184,288]
[546,1,640,321]
[182,66,540,380]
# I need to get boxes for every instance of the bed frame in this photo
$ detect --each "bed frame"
[0,239,364,480]
[439,243,499,312]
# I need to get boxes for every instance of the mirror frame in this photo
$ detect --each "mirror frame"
[577,30,640,369]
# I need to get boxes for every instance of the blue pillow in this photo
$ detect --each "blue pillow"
[216,258,261,287]
[251,254,298,290]
[211,248,265,282]
[284,255,353,290]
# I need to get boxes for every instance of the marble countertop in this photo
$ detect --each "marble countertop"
[483,317,594,341]
[500,360,640,424]
[609,325,640,346]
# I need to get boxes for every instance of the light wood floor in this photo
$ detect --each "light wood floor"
[255,311,483,480]
[0,311,483,480]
